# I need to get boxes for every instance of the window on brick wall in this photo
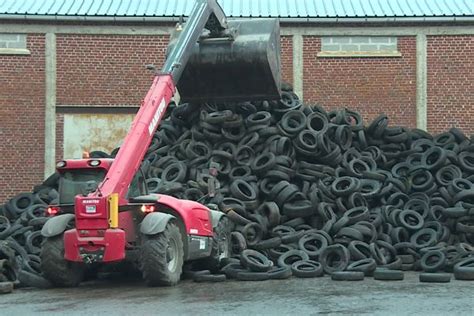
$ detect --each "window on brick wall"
[0,34,30,55]
[318,36,400,57]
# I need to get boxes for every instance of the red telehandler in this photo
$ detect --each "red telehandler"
[40,0,280,287]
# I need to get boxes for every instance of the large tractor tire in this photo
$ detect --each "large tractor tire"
[196,217,232,272]
[140,222,184,286]
[40,236,85,287]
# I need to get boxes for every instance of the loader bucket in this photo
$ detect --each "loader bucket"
[175,18,281,103]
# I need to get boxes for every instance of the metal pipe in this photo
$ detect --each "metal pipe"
[0,14,473,23]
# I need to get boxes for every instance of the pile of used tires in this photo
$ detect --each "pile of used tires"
[146,88,474,283]
[0,174,59,292]
[1,86,474,290]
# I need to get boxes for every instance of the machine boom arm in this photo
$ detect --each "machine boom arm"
[96,0,229,203]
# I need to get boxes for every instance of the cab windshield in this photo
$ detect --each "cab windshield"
[58,169,106,204]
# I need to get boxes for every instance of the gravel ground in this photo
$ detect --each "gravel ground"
[1,272,473,315]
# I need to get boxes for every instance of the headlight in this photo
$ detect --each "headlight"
[88,160,101,167]
[56,161,67,168]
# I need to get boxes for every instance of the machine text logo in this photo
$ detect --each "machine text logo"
[148,98,166,135]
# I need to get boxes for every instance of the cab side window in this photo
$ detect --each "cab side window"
[127,170,147,198]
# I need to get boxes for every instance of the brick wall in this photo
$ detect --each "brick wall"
[280,35,293,85]
[0,34,45,202]
[2,26,474,204]
[427,35,474,135]
[55,34,294,105]
[57,34,169,106]
[303,36,417,128]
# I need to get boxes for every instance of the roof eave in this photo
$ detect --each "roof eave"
[0,14,473,23]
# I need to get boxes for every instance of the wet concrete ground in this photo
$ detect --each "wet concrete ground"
[0,272,473,315]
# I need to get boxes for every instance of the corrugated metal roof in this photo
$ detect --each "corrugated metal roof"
[0,0,473,21]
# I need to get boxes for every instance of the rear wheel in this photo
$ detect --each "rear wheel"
[40,236,85,287]
[140,222,184,286]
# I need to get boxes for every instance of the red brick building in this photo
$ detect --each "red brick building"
[1,0,474,201]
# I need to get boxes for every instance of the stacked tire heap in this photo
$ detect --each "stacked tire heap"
[1,87,474,289]
[0,175,59,292]
[146,90,474,283]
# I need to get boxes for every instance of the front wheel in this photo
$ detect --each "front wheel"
[197,217,232,272]
[140,222,184,286]
[40,236,85,287]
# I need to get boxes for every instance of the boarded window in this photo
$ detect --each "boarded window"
[63,113,134,159]
[0,33,30,55]
[319,36,400,57]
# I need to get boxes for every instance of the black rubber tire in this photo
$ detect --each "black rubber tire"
[161,162,187,183]
[226,210,251,226]
[0,282,13,294]
[281,230,304,244]
[410,228,438,249]
[453,257,474,280]
[443,206,468,218]
[420,250,446,272]
[18,270,52,288]
[419,273,451,283]
[218,257,240,269]
[331,271,365,281]
[251,152,276,174]
[298,233,328,259]
[421,146,447,170]
[277,250,310,268]
[0,216,11,239]
[268,266,292,280]
[0,257,16,282]
[230,231,247,254]
[380,257,403,271]
[307,112,328,134]
[25,231,43,255]
[236,271,270,281]
[282,199,314,218]
[268,244,295,261]
[331,177,361,197]
[252,237,282,251]
[345,206,370,224]
[256,202,280,227]
[193,273,226,283]
[399,254,416,264]
[40,236,85,287]
[221,263,247,279]
[240,249,273,272]
[373,269,404,281]
[348,241,372,261]
[42,172,60,188]
[90,150,110,158]
[398,209,424,231]
[0,240,16,264]
[196,217,231,273]
[230,179,258,201]
[10,193,36,215]
[140,222,184,286]
[271,225,296,238]
[346,258,377,276]
[291,260,324,278]
[280,110,306,135]
[320,244,350,274]
[241,222,264,247]
[274,184,299,206]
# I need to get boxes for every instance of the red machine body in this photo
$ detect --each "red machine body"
[58,74,212,263]
[45,0,280,269]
